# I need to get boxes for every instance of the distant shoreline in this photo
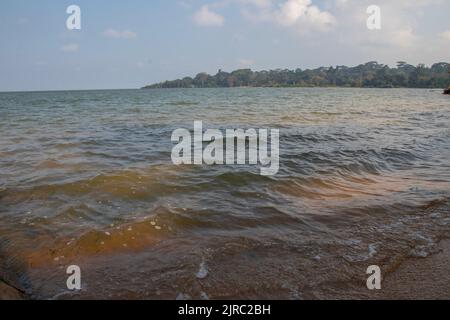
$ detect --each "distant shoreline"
[142,61,449,90]
[0,87,447,94]
[141,85,448,90]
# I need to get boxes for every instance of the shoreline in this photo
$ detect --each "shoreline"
[2,240,449,300]
[1,87,445,94]
[379,239,450,300]
[319,239,450,300]
[141,86,447,90]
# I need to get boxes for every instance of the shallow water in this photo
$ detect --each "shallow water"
[0,88,449,299]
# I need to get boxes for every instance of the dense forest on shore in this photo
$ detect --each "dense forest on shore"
[143,61,450,89]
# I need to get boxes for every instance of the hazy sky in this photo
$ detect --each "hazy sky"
[0,0,449,91]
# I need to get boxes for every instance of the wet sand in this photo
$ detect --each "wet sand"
[322,239,450,300]
[2,240,449,300]
[380,239,450,300]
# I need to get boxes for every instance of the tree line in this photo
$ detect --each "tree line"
[142,61,449,89]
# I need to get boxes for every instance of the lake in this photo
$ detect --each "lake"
[0,87,449,299]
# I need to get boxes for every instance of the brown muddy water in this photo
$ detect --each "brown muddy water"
[0,88,449,299]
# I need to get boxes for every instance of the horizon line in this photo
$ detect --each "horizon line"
[2,60,448,93]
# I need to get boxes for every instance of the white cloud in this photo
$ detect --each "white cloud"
[239,0,272,9]
[238,0,336,32]
[327,0,449,66]
[102,29,137,39]
[60,43,79,52]
[440,31,450,42]
[189,0,448,65]
[335,0,350,8]
[389,28,417,47]
[238,58,255,67]
[275,0,310,26]
[193,5,225,27]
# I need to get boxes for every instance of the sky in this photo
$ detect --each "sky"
[0,0,449,91]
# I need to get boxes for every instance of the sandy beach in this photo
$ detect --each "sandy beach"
[307,239,450,300]
[380,239,450,300]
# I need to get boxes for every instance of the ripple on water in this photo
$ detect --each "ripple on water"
[0,88,449,298]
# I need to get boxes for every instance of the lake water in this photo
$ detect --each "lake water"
[0,88,449,299]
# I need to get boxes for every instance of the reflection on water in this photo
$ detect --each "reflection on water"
[0,88,449,299]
